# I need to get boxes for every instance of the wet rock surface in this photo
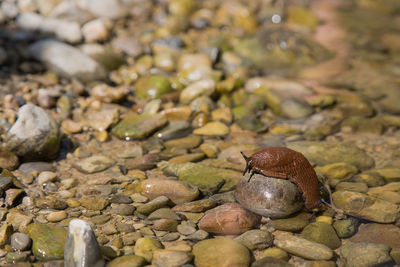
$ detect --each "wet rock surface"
[0,0,400,265]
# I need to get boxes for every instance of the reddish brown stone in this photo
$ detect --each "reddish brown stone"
[198,203,260,235]
[350,223,400,248]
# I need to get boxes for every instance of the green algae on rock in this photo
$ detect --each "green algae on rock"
[135,75,173,99]
[25,223,66,261]
[111,113,167,139]
[107,255,146,267]
[301,222,341,249]
[160,162,241,195]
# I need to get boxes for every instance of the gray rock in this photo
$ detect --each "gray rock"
[29,40,106,82]
[74,155,115,174]
[16,12,43,31]
[11,233,32,251]
[39,18,82,44]
[234,230,273,250]
[234,173,303,219]
[274,233,333,260]
[18,162,55,173]
[6,104,60,161]
[64,219,105,267]
[338,242,393,267]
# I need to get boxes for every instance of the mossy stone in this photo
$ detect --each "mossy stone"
[135,75,172,99]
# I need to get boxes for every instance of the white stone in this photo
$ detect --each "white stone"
[65,219,105,267]
[180,79,215,104]
[76,0,127,19]
[1,2,19,19]
[37,171,57,185]
[82,19,109,43]
[40,18,82,44]
[16,12,43,31]
[29,39,106,82]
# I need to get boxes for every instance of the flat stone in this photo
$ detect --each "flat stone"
[350,223,400,248]
[152,249,193,267]
[111,113,167,140]
[198,203,260,235]
[332,190,400,223]
[234,230,273,250]
[180,79,215,104]
[25,223,66,261]
[193,238,250,267]
[107,255,146,267]
[332,217,359,238]
[80,197,109,211]
[148,208,180,221]
[74,155,115,174]
[164,135,203,150]
[64,219,104,267]
[161,162,241,195]
[373,168,400,183]
[316,162,359,181]
[335,182,368,193]
[235,174,303,219]
[46,211,68,222]
[338,241,393,267]
[36,196,67,210]
[152,219,178,232]
[0,223,13,246]
[125,153,160,171]
[5,189,25,207]
[274,232,333,260]
[135,75,173,99]
[251,257,292,267]
[0,148,19,170]
[18,162,55,173]
[6,210,33,232]
[193,122,230,136]
[110,204,135,216]
[177,224,196,235]
[137,178,199,204]
[85,105,120,131]
[136,196,170,214]
[268,212,312,232]
[172,198,217,212]
[260,247,289,261]
[287,141,375,170]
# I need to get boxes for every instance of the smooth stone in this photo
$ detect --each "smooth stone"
[234,174,303,219]
[172,198,217,212]
[6,210,33,232]
[152,219,178,232]
[154,120,191,141]
[77,0,127,19]
[134,237,163,262]
[160,232,180,242]
[80,197,109,211]
[11,233,32,251]
[148,208,180,221]
[109,204,135,216]
[332,190,400,223]
[5,104,60,161]
[137,178,199,205]
[193,122,229,136]
[46,211,68,222]
[25,223,66,261]
[338,242,393,267]
[107,255,145,267]
[162,107,193,121]
[90,84,127,103]
[161,162,242,195]
[368,182,400,204]
[352,172,386,187]
[18,162,55,173]
[177,224,196,235]
[287,141,375,170]
[274,233,333,260]
[251,257,292,267]
[0,223,13,246]
[111,113,167,140]
[74,155,115,174]
[180,79,215,104]
[135,75,172,99]
[185,229,209,241]
[0,176,13,191]
[0,148,19,170]
[199,143,219,158]
[36,196,67,210]
[260,247,289,261]
[109,195,133,204]
[316,162,358,181]
[169,153,205,163]
[126,154,160,171]
[193,238,250,267]
[198,203,260,235]
[332,217,359,238]
[37,171,57,185]
[29,40,106,82]
[136,196,170,214]
[152,249,193,267]
[164,135,202,150]
[40,18,82,44]
[64,219,104,267]
[301,222,341,249]
[268,212,312,232]
[350,223,400,248]
[234,230,273,250]
[373,168,400,183]
[82,19,108,43]
[86,105,119,131]
[335,182,368,193]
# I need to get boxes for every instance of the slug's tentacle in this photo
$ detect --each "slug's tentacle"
[240,152,253,176]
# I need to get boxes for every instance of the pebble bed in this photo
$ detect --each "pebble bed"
[0,0,400,266]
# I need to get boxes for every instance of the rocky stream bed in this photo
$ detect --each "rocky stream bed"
[1,0,400,266]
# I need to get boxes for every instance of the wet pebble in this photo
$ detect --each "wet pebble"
[332,217,359,238]
[252,257,292,267]
[136,196,170,214]
[0,223,13,246]
[10,233,31,251]
[274,232,333,260]
[350,223,400,248]
[301,222,341,249]
[193,121,229,136]
[46,211,68,222]
[126,153,160,171]
[338,242,393,267]
[74,155,115,174]
[134,237,163,262]
[107,255,146,267]
[198,203,260,235]
[152,249,193,267]
[80,197,109,211]
[0,148,19,170]
[193,238,250,267]
[235,174,303,218]
[234,230,273,250]
[268,212,312,232]
[110,204,135,216]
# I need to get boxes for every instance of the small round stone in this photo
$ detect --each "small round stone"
[177,224,197,235]
[46,211,68,222]
[11,233,32,251]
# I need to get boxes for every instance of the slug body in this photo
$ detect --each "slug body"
[241,147,322,210]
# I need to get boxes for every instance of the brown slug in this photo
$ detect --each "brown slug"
[241,147,322,210]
